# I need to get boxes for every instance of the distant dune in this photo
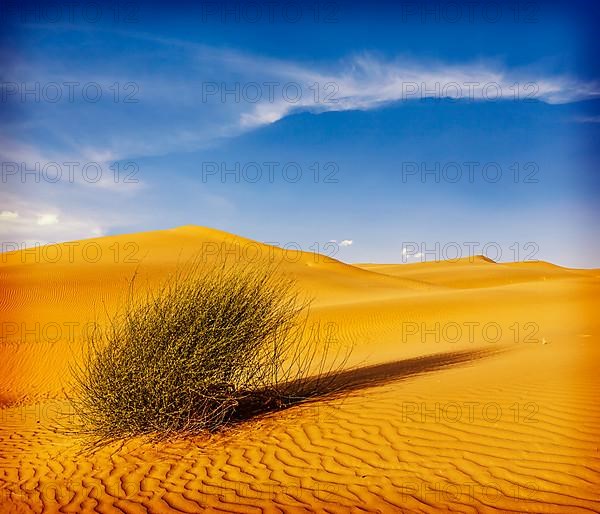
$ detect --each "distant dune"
[1,226,599,512]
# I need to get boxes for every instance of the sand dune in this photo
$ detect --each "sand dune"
[356,257,597,289]
[1,226,599,512]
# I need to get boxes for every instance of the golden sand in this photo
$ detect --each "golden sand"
[1,226,599,512]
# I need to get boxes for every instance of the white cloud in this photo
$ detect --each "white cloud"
[0,188,108,243]
[329,239,353,247]
[0,210,19,219]
[0,202,108,248]
[37,213,59,226]
[402,247,423,259]
[233,53,600,129]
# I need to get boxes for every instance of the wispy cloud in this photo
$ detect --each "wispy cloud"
[8,28,600,165]
[0,134,145,193]
[573,115,600,123]
[236,54,600,128]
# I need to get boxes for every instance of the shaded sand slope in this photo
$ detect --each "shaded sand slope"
[1,227,599,512]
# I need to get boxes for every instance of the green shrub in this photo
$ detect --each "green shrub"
[71,262,341,443]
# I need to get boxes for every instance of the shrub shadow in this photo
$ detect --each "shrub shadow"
[230,347,506,423]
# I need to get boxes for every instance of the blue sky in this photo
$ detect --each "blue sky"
[1,0,599,266]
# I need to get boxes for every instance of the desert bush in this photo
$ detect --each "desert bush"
[71,262,345,443]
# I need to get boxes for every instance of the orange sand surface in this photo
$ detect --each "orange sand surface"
[1,226,599,512]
